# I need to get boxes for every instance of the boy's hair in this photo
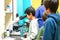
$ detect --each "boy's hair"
[44,0,59,13]
[25,6,35,16]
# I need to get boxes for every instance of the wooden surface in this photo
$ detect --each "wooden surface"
[5,13,12,28]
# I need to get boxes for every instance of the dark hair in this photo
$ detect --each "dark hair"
[25,6,35,16]
[44,0,59,13]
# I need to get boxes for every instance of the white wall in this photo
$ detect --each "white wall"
[0,0,5,37]
[13,0,17,20]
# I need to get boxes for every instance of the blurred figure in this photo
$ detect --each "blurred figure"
[43,0,60,40]
[21,6,38,40]
[42,13,48,21]
[35,13,48,40]
[35,0,45,28]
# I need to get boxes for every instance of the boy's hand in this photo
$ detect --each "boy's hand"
[23,33,27,38]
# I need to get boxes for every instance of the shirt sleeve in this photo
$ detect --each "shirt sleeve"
[28,21,38,40]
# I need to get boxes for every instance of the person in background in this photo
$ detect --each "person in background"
[43,0,60,40]
[21,6,38,40]
[35,13,48,40]
[35,0,45,28]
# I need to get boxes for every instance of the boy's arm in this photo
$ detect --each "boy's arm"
[28,22,38,40]
[21,22,38,40]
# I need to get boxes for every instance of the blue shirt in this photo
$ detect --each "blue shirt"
[43,13,60,40]
[35,5,45,28]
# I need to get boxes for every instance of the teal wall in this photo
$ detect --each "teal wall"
[17,0,31,25]
[17,0,23,16]
[23,0,31,13]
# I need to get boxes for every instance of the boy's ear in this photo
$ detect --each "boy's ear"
[46,8,51,14]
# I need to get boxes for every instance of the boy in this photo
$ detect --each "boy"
[21,6,38,40]
[43,0,60,40]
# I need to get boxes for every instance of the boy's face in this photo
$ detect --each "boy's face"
[26,13,32,20]
[44,6,51,15]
